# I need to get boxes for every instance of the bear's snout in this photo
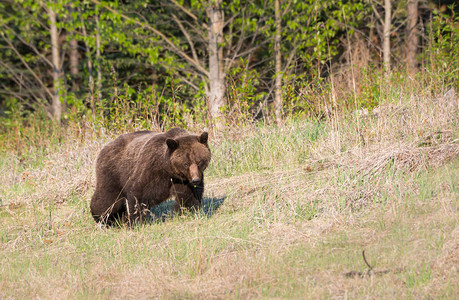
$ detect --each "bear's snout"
[189,163,201,184]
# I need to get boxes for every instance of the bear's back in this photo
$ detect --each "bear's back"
[97,131,157,166]
[97,128,195,171]
[120,131,164,160]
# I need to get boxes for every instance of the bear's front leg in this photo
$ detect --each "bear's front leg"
[172,180,203,213]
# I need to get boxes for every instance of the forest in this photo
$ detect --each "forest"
[0,1,458,298]
[0,0,457,135]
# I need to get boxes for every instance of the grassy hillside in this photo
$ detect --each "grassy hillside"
[1,84,458,298]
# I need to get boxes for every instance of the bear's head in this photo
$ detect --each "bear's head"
[166,132,211,184]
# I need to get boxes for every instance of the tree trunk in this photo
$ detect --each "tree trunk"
[95,13,102,98]
[49,5,62,122]
[383,0,391,74]
[206,0,225,128]
[69,6,79,92]
[69,38,79,92]
[274,0,282,124]
[80,13,95,114]
[406,0,419,74]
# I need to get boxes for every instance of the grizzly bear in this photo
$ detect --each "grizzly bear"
[90,127,211,225]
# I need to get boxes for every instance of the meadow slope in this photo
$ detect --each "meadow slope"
[1,87,458,299]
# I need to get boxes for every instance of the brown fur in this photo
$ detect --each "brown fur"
[90,127,211,225]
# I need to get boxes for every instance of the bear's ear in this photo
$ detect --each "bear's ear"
[199,132,208,144]
[166,138,179,151]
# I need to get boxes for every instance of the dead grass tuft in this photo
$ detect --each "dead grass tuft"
[358,141,459,178]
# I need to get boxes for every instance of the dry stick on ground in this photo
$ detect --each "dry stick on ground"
[344,250,394,278]
[362,250,373,272]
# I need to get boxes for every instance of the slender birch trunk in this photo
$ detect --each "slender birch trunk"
[80,15,95,114]
[49,4,62,122]
[95,13,102,98]
[406,0,419,74]
[383,0,391,74]
[206,0,225,128]
[69,39,79,92]
[274,0,282,124]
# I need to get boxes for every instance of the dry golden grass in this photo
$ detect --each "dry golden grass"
[0,84,458,299]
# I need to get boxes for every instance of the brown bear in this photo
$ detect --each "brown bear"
[90,127,211,225]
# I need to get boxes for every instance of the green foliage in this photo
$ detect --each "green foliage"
[1,0,458,142]
[281,73,329,119]
[357,68,383,110]
[226,59,266,124]
[0,102,59,152]
[425,6,459,89]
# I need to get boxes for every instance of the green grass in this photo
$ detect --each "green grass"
[0,159,457,298]
[1,88,458,298]
[208,121,327,178]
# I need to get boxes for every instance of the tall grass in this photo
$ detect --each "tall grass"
[1,41,458,298]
